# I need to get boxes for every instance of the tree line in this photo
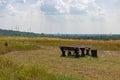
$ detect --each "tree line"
[0,29,120,40]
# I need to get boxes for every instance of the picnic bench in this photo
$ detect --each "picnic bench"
[59,46,97,58]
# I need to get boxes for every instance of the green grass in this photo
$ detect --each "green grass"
[0,37,120,55]
[0,56,75,80]
[0,37,120,80]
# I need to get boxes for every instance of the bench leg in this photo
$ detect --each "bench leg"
[61,51,66,57]
[75,52,79,58]
[91,50,98,58]
[86,49,90,56]
[80,48,85,57]
[74,48,79,58]
[68,51,72,56]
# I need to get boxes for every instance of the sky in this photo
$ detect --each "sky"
[0,0,120,34]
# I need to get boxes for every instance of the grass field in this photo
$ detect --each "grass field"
[0,37,120,80]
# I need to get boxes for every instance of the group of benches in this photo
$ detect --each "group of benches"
[59,46,97,58]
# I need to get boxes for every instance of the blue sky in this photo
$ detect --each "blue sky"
[0,0,120,34]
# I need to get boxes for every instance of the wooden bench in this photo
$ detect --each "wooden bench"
[59,46,92,58]
[59,46,79,57]
[75,46,91,57]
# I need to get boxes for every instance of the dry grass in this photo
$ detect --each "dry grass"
[5,47,120,80]
[0,37,120,80]
[1,37,120,53]
[0,55,75,80]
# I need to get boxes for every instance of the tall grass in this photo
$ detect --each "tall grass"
[0,37,120,51]
[0,56,75,80]
[0,37,40,54]
[0,37,120,55]
[0,37,120,80]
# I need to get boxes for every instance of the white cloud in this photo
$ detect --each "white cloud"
[31,0,43,7]
[0,0,120,34]
[29,0,102,15]
[55,0,87,14]
[0,0,104,16]
[6,4,18,13]
[23,0,26,3]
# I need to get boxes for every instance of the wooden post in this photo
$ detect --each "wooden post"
[91,50,98,58]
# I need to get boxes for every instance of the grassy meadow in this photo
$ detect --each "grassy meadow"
[0,36,120,80]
